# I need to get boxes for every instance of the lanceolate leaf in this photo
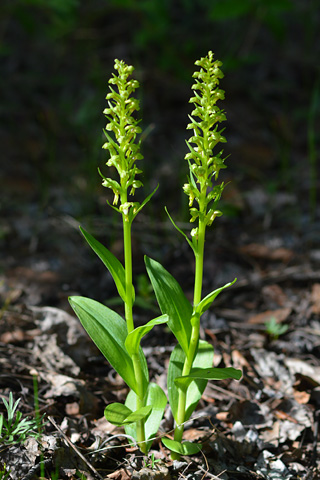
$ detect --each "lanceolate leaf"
[104,403,152,426]
[68,296,148,395]
[132,185,159,220]
[193,278,237,317]
[145,256,192,355]
[123,405,152,425]
[79,227,134,303]
[168,340,214,422]
[162,437,202,456]
[104,403,132,426]
[165,207,195,253]
[175,366,242,389]
[125,315,168,356]
[125,383,167,452]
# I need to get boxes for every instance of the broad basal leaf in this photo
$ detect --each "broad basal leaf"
[125,315,168,356]
[69,296,148,395]
[125,382,167,452]
[145,256,192,355]
[168,340,214,423]
[162,437,202,455]
[175,366,242,389]
[193,278,237,318]
[104,403,151,426]
[80,227,134,303]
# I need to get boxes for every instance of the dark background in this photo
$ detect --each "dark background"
[1,0,319,308]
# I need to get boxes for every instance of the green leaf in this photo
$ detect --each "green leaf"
[168,340,214,422]
[162,437,202,456]
[145,256,192,355]
[104,403,152,426]
[175,366,242,389]
[125,383,167,452]
[69,296,148,395]
[125,315,168,356]
[193,278,237,317]
[132,184,159,220]
[165,207,195,253]
[79,227,134,303]
[104,403,132,426]
[124,406,152,425]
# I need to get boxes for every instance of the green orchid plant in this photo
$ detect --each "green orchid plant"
[0,392,41,446]
[69,60,168,454]
[69,52,242,459]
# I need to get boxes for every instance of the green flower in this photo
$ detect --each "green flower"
[184,51,228,226]
[102,59,143,206]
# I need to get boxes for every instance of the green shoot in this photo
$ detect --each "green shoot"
[0,392,41,446]
[69,60,167,454]
[265,316,289,340]
[143,452,161,469]
[145,52,241,459]
[0,464,10,480]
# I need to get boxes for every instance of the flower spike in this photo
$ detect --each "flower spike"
[102,59,143,209]
[184,51,227,226]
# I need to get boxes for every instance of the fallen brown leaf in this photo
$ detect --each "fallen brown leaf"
[249,307,291,324]
[293,390,310,405]
[311,283,320,314]
[262,284,289,307]
[108,468,131,480]
[239,243,294,263]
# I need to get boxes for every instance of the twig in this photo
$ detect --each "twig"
[21,458,52,480]
[48,415,105,480]
[197,463,226,479]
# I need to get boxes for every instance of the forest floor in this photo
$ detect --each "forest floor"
[1,175,320,479]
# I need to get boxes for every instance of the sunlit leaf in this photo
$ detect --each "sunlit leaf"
[165,207,195,253]
[104,403,132,426]
[125,315,168,356]
[132,184,159,220]
[104,403,151,426]
[145,256,192,355]
[79,227,134,303]
[168,340,214,422]
[193,278,236,317]
[124,406,152,425]
[69,296,148,395]
[162,437,202,455]
[175,366,242,389]
[125,383,167,452]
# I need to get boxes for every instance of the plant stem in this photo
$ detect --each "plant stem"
[193,213,206,306]
[121,193,147,453]
[132,353,147,453]
[172,202,206,459]
[122,211,134,334]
